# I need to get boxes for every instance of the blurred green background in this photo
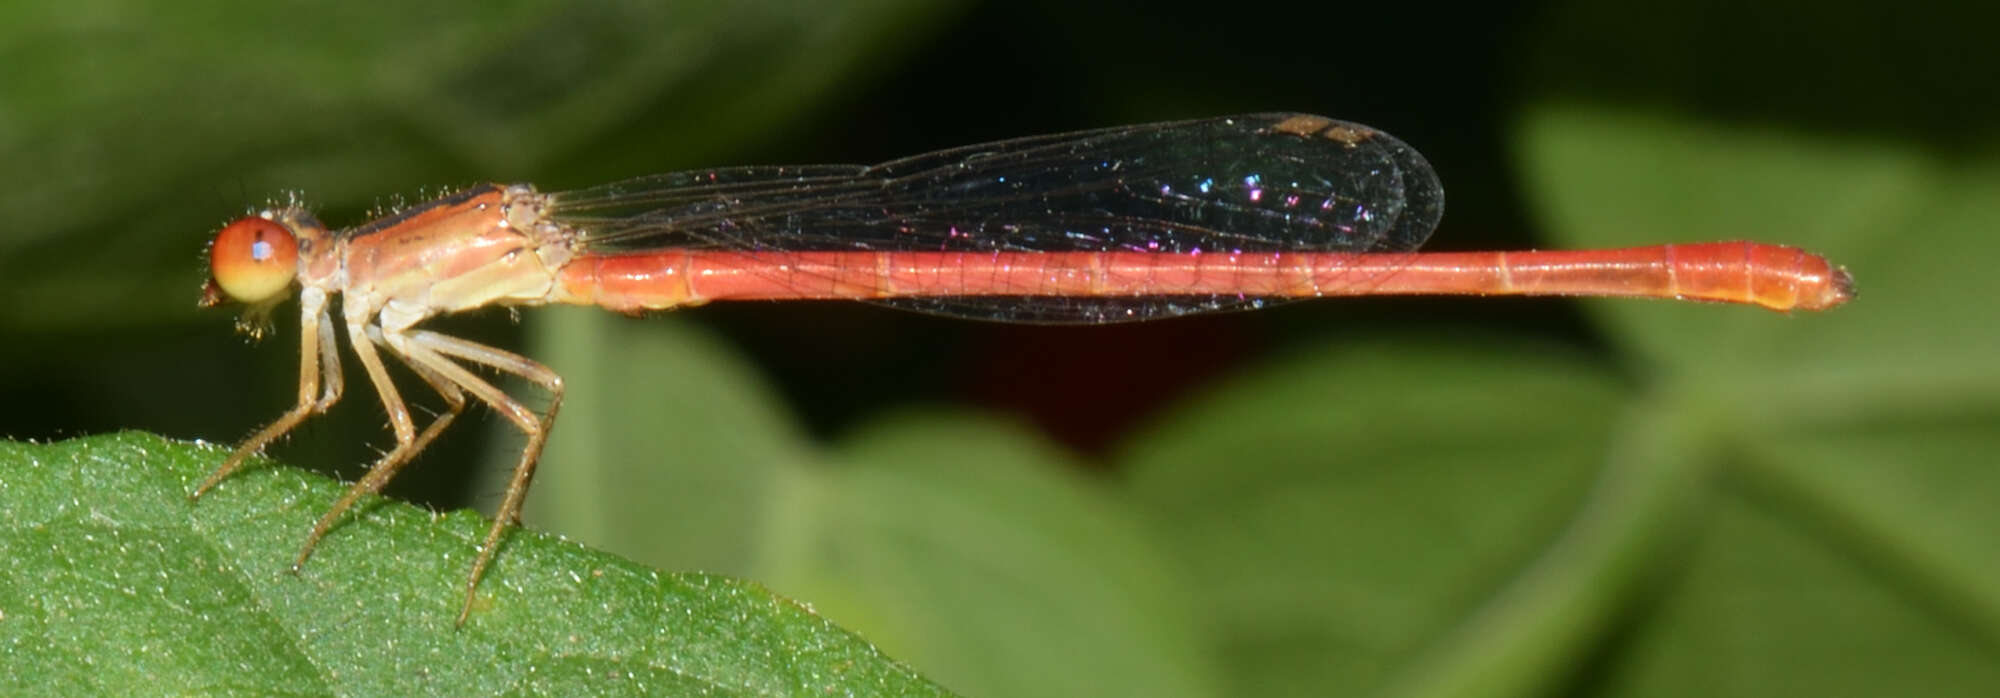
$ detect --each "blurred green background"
[4,0,1997,696]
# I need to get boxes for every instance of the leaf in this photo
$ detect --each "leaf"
[513,313,1219,698]
[1500,1,2000,694]
[0,432,953,697]
[1585,424,2000,696]
[1118,338,1637,698]
[777,412,1219,698]
[1509,106,2000,694]
[1517,106,2000,387]
[518,308,818,577]
[1112,1,2000,695]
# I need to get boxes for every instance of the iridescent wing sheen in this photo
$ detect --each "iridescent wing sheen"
[547,113,1443,323]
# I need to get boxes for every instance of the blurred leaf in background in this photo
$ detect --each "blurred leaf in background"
[512,1,2000,697]
[4,0,1998,697]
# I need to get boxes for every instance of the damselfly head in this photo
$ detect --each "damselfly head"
[204,215,301,304]
[202,214,305,338]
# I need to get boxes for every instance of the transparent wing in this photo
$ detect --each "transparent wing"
[548,113,1444,323]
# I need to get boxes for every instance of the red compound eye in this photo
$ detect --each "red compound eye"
[208,216,300,304]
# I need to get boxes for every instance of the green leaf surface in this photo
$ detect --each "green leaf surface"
[781,413,1217,698]
[0,433,952,697]
[1518,105,2000,388]
[514,311,1217,698]
[1118,339,1636,697]
[520,307,815,577]
[1495,4,2000,696]
[1104,2,2000,696]
[1592,443,2000,697]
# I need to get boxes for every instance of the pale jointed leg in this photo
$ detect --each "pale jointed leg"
[384,328,564,625]
[290,323,471,572]
[193,287,342,499]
